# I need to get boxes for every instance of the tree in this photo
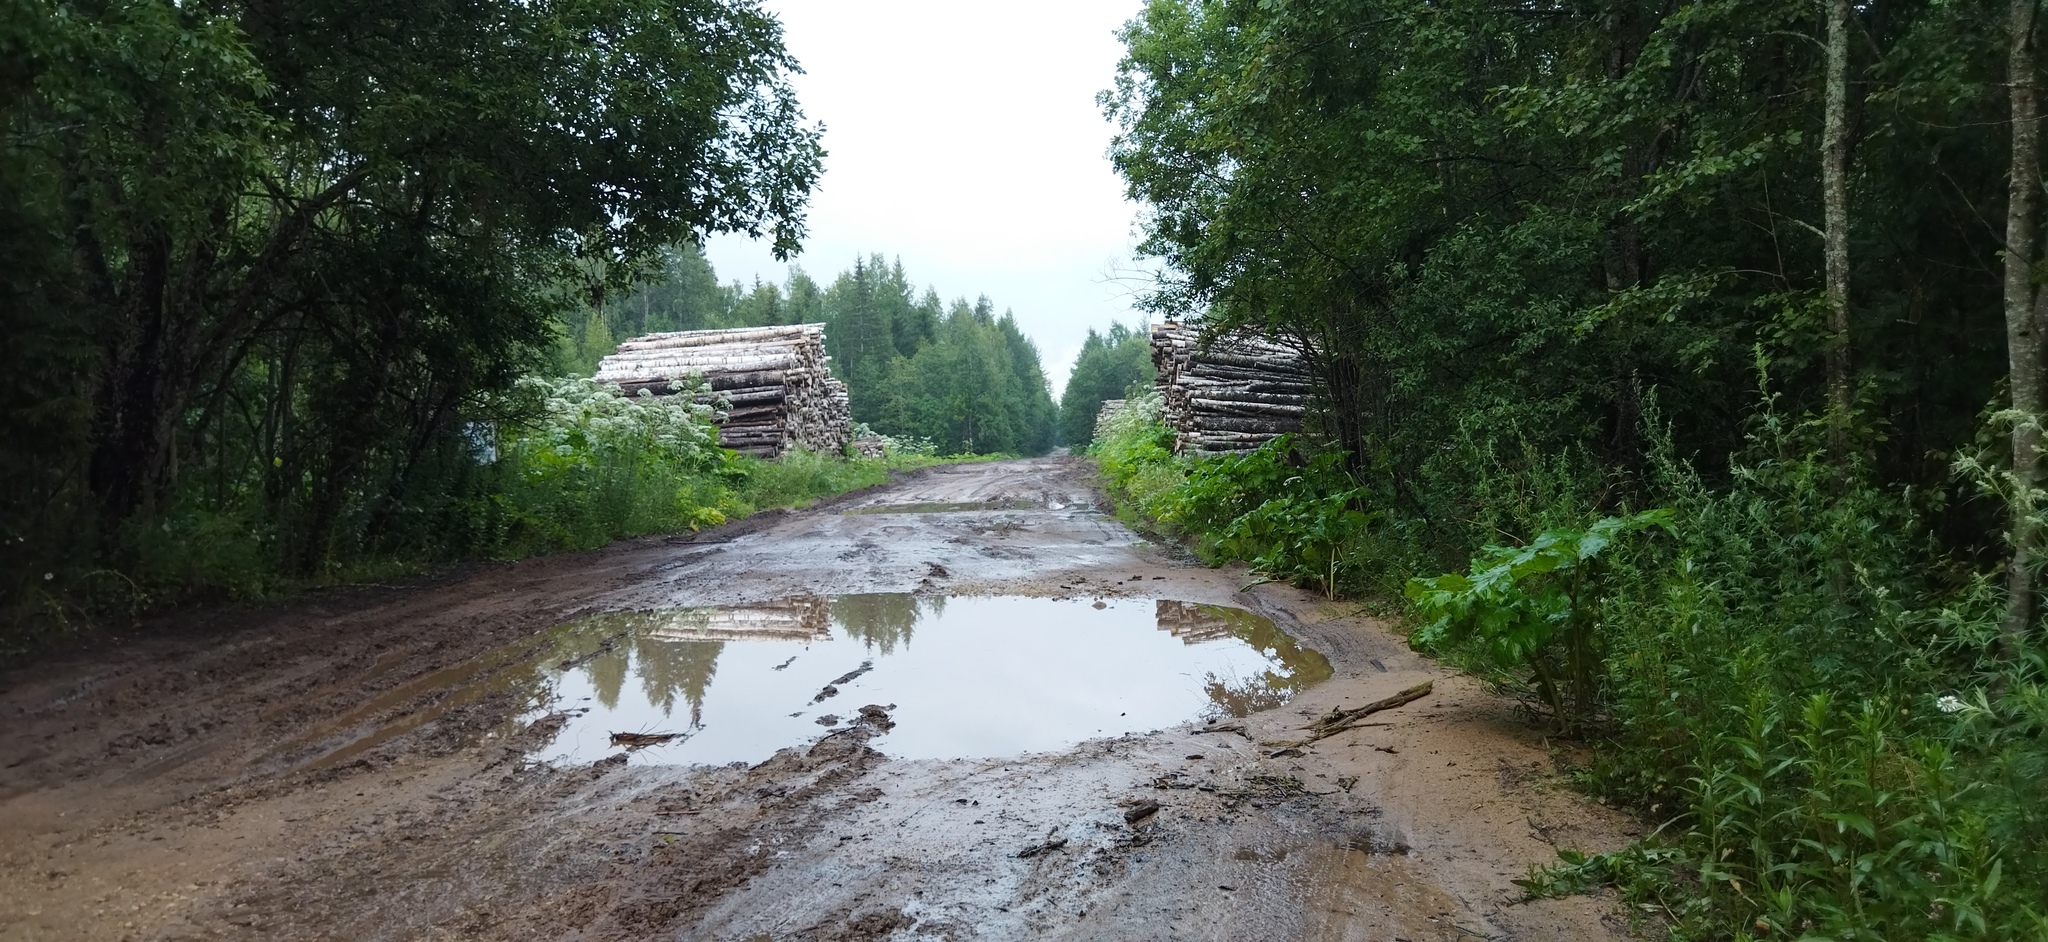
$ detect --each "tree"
[609,252,1060,455]
[1058,321,1155,446]
[5,0,824,575]
[1822,0,1854,451]
[2005,0,2043,644]
[1105,0,2002,522]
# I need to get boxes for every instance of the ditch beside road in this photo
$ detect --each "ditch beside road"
[0,456,1637,941]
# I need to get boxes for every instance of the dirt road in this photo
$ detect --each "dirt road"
[1,457,1635,941]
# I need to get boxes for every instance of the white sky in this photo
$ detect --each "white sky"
[702,0,1154,399]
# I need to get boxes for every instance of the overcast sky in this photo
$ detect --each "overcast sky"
[702,0,1152,398]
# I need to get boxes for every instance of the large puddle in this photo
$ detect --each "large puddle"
[516,595,1330,765]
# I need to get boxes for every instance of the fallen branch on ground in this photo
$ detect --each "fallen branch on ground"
[1261,681,1433,748]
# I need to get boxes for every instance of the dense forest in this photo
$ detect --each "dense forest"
[0,0,1066,639]
[561,247,1060,456]
[0,0,839,630]
[1056,321,1155,448]
[1092,0,2047,938]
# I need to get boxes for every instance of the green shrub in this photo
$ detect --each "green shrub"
[1407,509,1671,731]
[1096,387,2047,939]
[1092,397,1382,596]
[732,449,889,512]
[1517,411,2048,940]
[485,376,738,555]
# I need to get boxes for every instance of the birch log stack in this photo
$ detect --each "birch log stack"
[593,324,853,458]
[1092,399,1126,441]
[1150,322,1310,455]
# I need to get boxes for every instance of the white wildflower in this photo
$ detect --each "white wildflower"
[1935,694,1967,714]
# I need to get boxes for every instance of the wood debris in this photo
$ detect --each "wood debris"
[1296,680,1432,744]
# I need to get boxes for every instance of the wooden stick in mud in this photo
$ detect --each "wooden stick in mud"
[1299,680,1432,742]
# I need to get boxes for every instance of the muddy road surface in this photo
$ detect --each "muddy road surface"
[1,457,1636,941]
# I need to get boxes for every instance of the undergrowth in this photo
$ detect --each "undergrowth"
[1089,394,2048,940]
[4,378,965,661]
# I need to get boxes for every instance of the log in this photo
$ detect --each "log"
[614,324,824,352]
[1188,399,1307,416]
[596,323,852,458]
[1151,321,1311,456]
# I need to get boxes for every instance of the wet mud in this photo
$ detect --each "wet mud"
[0,457,1638,941]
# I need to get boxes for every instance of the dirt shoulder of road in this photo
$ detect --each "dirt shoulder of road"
[0,456,1641,942]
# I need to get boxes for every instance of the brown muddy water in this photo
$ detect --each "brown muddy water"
[517,595,1331,765]
[0,457,1637,942]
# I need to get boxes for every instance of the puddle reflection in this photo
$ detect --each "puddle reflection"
[523,595,1331,765]
[842,500,1048,515]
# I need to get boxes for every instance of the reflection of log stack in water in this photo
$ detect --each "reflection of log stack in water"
[1150,322,1310,455]
[593,324,853,458]
[645,598,832,644]
[1154,600,1239,645]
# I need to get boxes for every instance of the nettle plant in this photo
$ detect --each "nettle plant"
[1407,509,1672,732]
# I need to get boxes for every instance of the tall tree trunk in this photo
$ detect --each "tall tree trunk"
[2004,0,2044,646]
[1822,0,1853,454]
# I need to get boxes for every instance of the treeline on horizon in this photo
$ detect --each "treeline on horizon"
[1095,1,2046,938]
[559,246,1062,457]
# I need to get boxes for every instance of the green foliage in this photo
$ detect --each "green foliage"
[2,0,825,638]
[560,250,1061,456]
[1408,510,1673,731]
[1104,3,2039,937]
[1092,400,1380,598]
[1059,321,1156,447]
[871,299,1058,457]
[1152,445,1377,598]
[28,377,946,642]
[485,377,736,556]
[730,449,886,513]
[1460,410,2042,940]
[1530,671,2048,941]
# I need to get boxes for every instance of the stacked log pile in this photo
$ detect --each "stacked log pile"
[594,324,852,458]
[1092,399,1126,440]
[1149,322,1310,454]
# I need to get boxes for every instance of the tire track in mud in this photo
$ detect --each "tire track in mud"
[0,458,1638,942]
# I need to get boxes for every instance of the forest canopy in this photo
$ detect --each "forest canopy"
[1057,321,1154,448]
[0,0,822,598]
[1097,1,2048,937]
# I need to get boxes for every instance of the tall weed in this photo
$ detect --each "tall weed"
[484,376,738,555]
[1522,409,2046,939]
[1093,397,1383,596]
[1094,387,2047,939]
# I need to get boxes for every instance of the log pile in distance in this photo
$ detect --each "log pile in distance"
[1149,322,1310,455]
[1093,399,1126,442]
[593,323,853,458]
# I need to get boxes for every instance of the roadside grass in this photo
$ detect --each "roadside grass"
[2,379,997,663]
[1086,397,2048,942]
